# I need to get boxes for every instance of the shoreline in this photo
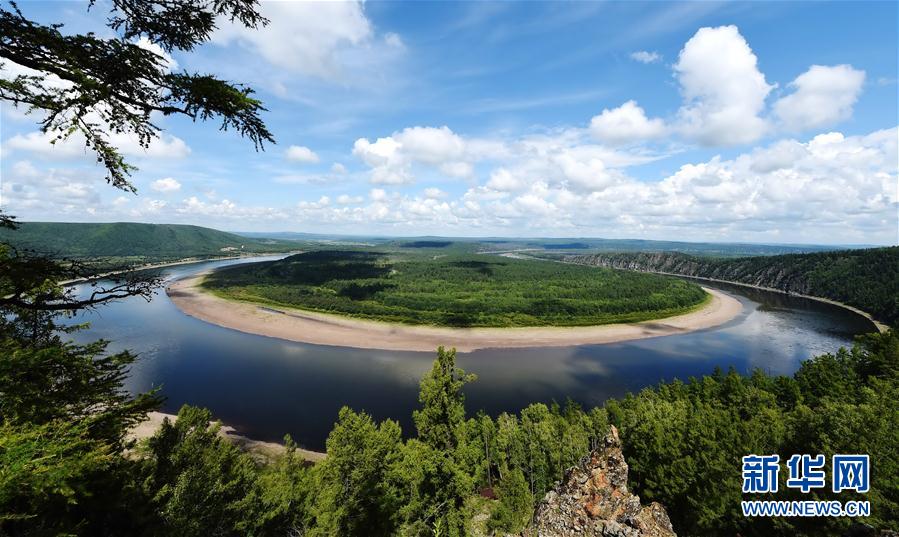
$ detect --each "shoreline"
[128,411,325,463]
[61,252,296,286]
[166,273,743,352]
[634,270,888,334]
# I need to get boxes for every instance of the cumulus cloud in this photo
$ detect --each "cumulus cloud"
[285,145,320,163]
[353,135,409,184]
[630,50,662,64]
[353,126,475,184]
[0,160,101,215]
[151,177,181,193]
[331,162,348,174]
[212,1,373,79]
[134,37,179,72]
[773,64,866,131]
[8,127,893,243]
[486,168,523,191]
[423,187,447,199]
[589,100,666,145]
[336,194,364,204]
[4,127,190,160]
[674,25,773,145]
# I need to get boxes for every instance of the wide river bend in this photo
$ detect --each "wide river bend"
[68,256,876,452]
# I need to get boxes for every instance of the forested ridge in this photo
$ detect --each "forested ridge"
[201,250,709,327]
[566,247,899,325]
[0,222,298,264]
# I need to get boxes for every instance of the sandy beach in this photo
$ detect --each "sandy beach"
[166,273,742,352]
[128,411,325,463]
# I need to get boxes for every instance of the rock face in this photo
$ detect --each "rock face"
[566,251,813,296]
[529,426,676,537]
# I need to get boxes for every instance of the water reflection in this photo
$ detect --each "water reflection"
[67,257,875,451]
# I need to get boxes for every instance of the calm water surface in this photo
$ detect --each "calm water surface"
[68,256,875,451]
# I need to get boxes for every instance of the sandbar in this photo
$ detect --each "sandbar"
[166,273,743,352]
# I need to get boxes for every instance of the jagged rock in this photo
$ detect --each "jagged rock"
[528,426,676,537]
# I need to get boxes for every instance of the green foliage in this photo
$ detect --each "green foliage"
[0,0,272,192]
[139,405,263,537]
[487,468,532,534]
[397,346,477,537]
[570,247,899,325]
[0,338,160,448]
[254,436,312,535]
[307,407,403,536]
[414,347,476,452]
[4,331,898,536]
[203,250,709,327]
[0,222,298,264]
[0,420,110,530]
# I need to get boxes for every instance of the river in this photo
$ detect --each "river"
[67,256,876,452]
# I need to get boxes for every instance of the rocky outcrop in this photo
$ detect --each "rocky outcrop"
[567,251,817,295]
[529,426,675,537]
[565,248,899,327]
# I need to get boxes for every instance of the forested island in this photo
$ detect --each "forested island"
[564,247,899,326]
[200,250,709,327]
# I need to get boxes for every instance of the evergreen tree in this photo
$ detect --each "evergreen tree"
[487,468,532,535]
[139,405,263,537]
[308,407,402,537]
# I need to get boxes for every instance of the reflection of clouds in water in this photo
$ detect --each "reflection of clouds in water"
[279,343,307,356]
[66,257,873,449]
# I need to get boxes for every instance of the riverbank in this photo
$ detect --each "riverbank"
[166,273,743,352]
[128,411,325,463]
[649,272,889,333]
[61,252,297,285]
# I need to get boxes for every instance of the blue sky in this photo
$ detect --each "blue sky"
[1,1,897,244]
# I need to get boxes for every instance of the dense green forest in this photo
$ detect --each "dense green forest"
[566,247,899,325]
[4,327,897,536]
[0,222,299,267]
[201,250,709,327]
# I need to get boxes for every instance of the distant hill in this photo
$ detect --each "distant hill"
[236,232,854,257]
[0,222,298,261]
[566,247,899,326]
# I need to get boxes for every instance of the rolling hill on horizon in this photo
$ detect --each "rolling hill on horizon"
[0,222,299,261]
[236,231,856,257]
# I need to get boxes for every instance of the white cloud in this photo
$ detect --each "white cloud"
[353,136,409,184]
[353,126,476,184]
[384,32,404,49]
[486,168,523,191]
[773,64,866,131]
[423,187,447,199]
[630,50,662,64]
[331,162,348,174]
[674,25,773,145]
[8,128,893,243]
[151,177,181,193]
[336,194,364,204]
[285,145,320,163]
[589,100,666,145]
[370,188,388,202]
[395,126,466,165]
[134,37,179,72]
[5,128,190,160]
[212,1,373,79]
